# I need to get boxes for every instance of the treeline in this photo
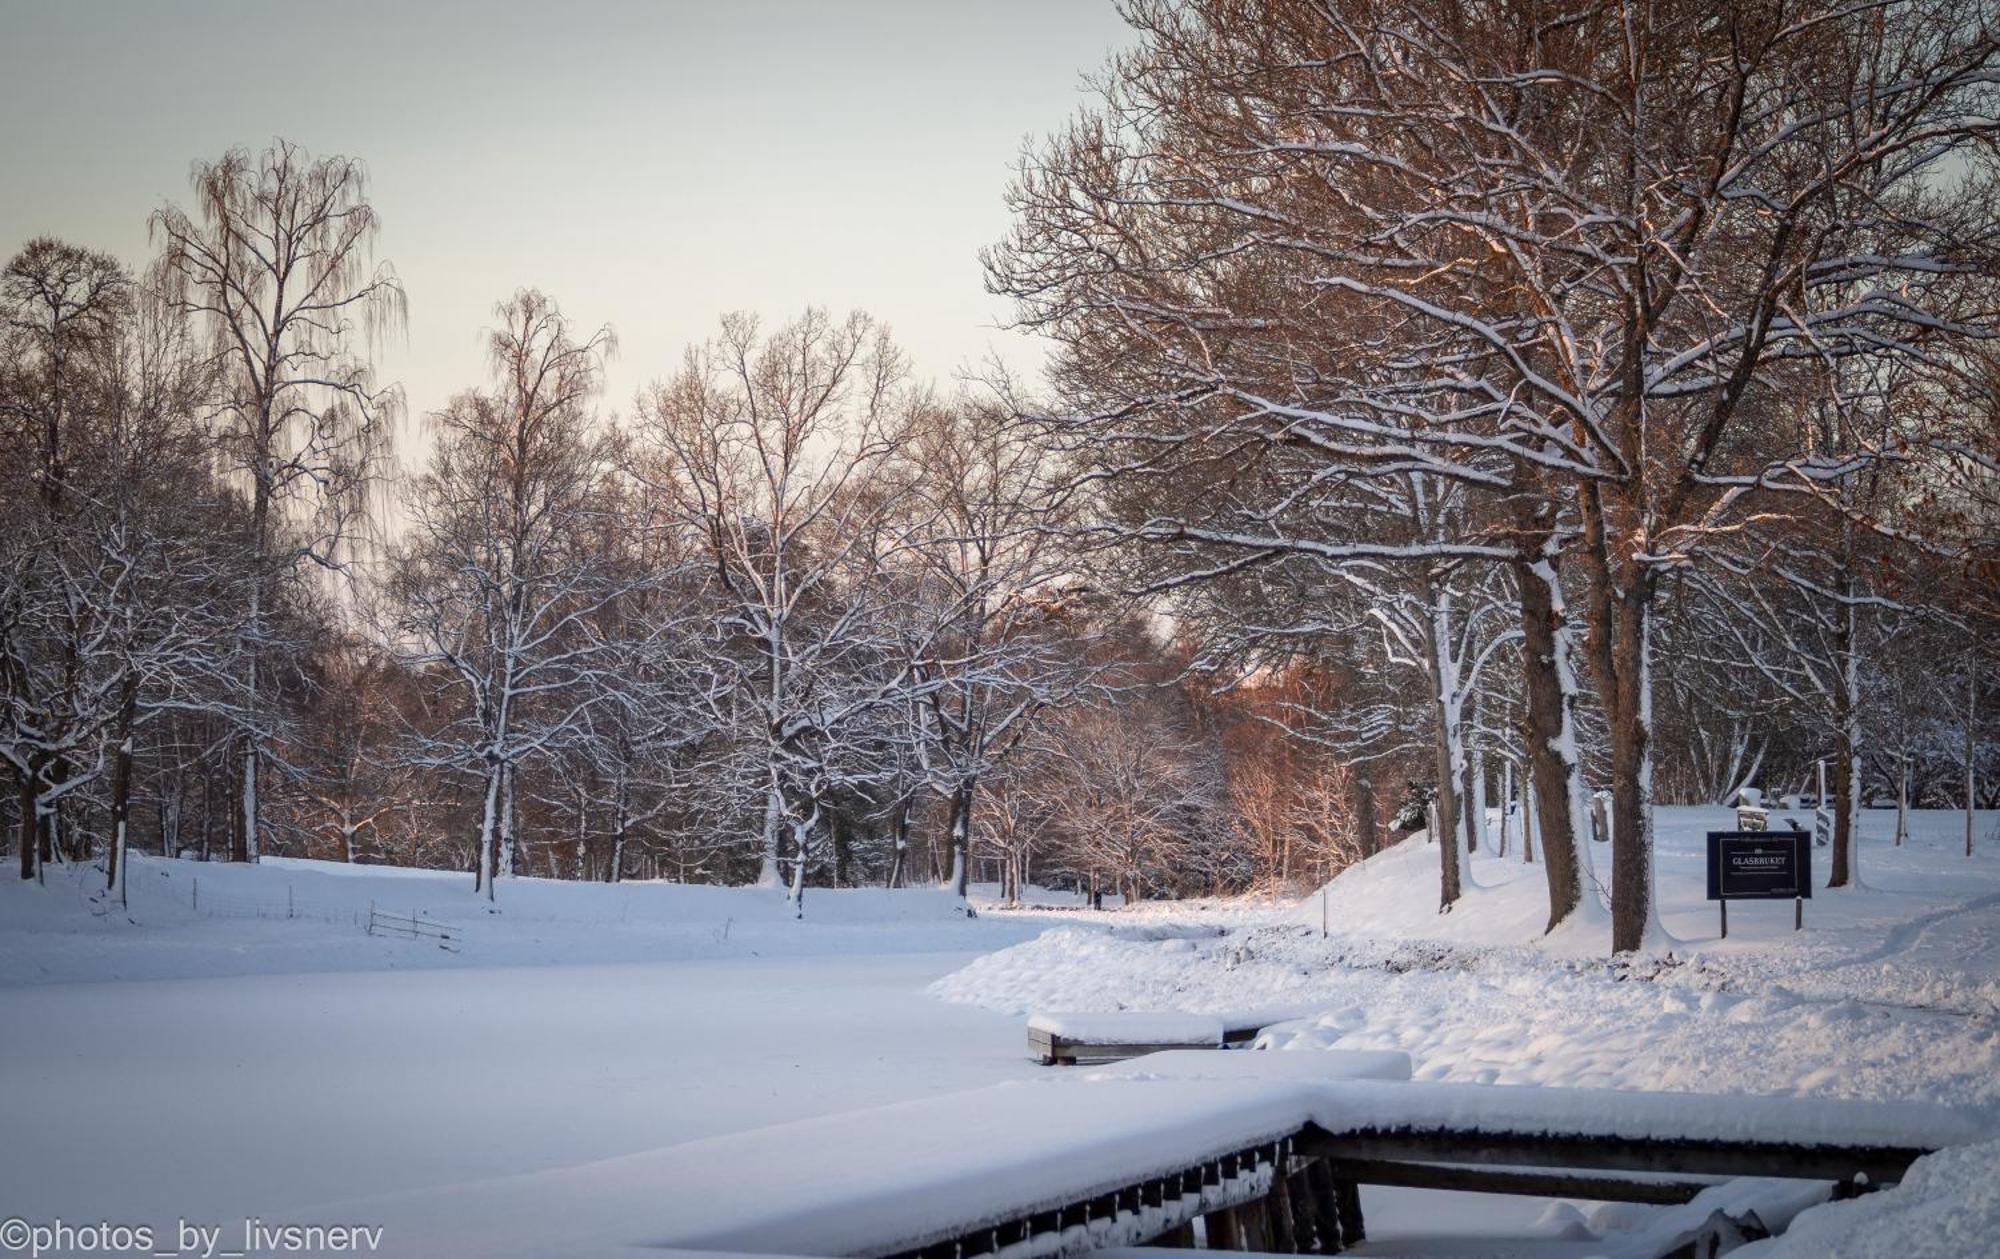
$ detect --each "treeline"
[2,141,1366,907]
[9,0,2000,946]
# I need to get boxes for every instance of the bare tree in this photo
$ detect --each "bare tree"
[990,0,2000,950]
[895,396,1095,897]
[151,139,404,863]
[639,309,922,902]
[390,290,619,899]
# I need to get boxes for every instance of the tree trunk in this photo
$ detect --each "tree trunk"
[235,567,264,863]
[499,762,518,879]
[1353,773,1379,859]
[475,759,502,900]
[758,778,784,886]
[1426,586,1466,912]
[106,680,139,904]
[1431,730,1462,912]
[787,814,810,914]
[1604,582,1658,951]
[947,781,974,898]
[37,762,57,873]
[608,774,628,884]
[886,798,909,889]
[18,767,38,881]
[1892,752,1908,846]
[1967,653,1979,859]
[1467,744,1487,855]
[1515,543,1583,926]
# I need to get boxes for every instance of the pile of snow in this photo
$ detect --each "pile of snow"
[1083,1046,1412,1082]
[1739,1138,2000,1258]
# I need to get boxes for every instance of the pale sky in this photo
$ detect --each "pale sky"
[0,0,1131,457]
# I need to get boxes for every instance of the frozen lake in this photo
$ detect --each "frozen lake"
[0,951,1037,1236]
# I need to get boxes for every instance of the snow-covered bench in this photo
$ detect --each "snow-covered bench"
[1027,1008,1302,1064]
[1027,1011,1223,1064]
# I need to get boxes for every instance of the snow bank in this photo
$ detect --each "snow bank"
[0,853,1054,986]
[934,808,2000,1120]
[1736,1138,2000,1258]
[1084,1047,1412,1082]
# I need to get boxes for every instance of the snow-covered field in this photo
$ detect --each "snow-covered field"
[2,805,1995,1256]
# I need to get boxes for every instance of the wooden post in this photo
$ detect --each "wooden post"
[1720,897,1728,939]
[1302,1158,1343,1253]
[1795,895,1803,932]
[1239,1202,1270,1251]
[1333,1179,1365,1246]
[1266,1171,1298,1252]
[1205,1206,1241,1250]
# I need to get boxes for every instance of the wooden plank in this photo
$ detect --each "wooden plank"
[1297,1125,1926,1185]
[1319,1156,1716,1204]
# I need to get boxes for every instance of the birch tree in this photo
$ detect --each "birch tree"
[151,139,403,863]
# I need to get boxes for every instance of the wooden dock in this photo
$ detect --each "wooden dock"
[337,1061,1986,1259]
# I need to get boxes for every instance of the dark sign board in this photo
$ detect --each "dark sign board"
[1706,831,1812,901]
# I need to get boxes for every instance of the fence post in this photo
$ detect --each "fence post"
[191,878,198,913]
[288,884,294,920]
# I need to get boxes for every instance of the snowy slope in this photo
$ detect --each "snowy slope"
[934,808,2000,1115]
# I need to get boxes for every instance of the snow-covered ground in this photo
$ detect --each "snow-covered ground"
[932,806,2000,1253]
[0,860,1056,1254]
[1,805,1994,1256]
[938,807,2000,1112]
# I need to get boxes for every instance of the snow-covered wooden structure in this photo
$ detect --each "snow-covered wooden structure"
[345,1050,1988,1257]
[1025,1011,1285,1064]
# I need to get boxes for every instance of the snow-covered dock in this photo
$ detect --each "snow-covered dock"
[335,1054,1986,1258]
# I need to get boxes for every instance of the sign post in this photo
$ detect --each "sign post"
[1706,831,1812,938]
